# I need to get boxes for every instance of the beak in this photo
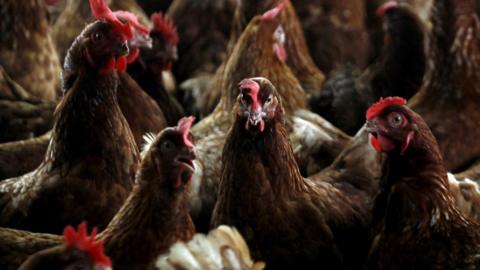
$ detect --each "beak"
[130,33,153,49]
[116,42,130,56]
[176,147,196,173]
[246,108,266,132]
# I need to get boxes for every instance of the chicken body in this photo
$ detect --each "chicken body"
[409,0,480,171]
[212,78,379,269]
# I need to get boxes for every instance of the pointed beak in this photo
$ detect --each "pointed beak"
[245,108,266,132]
[365,119,379,135]
[116,42,130,56]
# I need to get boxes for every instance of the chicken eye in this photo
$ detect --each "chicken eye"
[388,112,405,128]
[92,32,104,43]
[161,140,174,153]
[265,95,273,104]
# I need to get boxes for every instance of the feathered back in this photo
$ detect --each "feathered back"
[155,226,265,270]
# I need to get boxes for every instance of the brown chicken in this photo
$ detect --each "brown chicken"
[199,0,325,116]
[0,0,61,102]
[293,0,369,73]
[189,11,349,232]
[0,0,140,234]
[409,0,480,171]
[0,117,197,270]
[0,11,178,179]
[156,225,265,270]
[52,0,151,64]
[212,78,380,269]
[18,223,111,270]
[311,1,426,135]
[365,97,480,269]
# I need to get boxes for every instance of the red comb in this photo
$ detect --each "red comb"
[89,0,133,41]
[366,96,407,120]
[113,11,150,35]
[376,1,398,17]
[261,0,287,21]
[177,117,195,148]
[63,222,111,267]
[151,12,179,45]
[239,79,261,110]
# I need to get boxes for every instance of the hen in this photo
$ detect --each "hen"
[0,117,197,270]
[311,1,426,135]
[212,77,379,269]
[199,0,325,116]
[18,223,111,270]
[0,0,61,102]
[365,97,480,269]
[293,0,369,73]
[190,11,349,232]
[409,0,480,171]
[156,225,265,270]
[0,0,140,234]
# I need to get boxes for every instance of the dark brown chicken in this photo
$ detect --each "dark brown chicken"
[311,1,426,135]
[18,223,111,270]
[189,11,349,232]
[409,0,480,171]
[0,0,61,101]
[293,0,370,73]
[366,97,480,269]
[0,117,196,270]
[0,1,140,234]
[212,78,381,269]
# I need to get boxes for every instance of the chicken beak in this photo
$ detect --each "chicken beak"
[116,42,130,57]
[246,108,266,132]
[365,119,379,135]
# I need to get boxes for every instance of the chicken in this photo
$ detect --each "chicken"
[0,11,177,179]
[409,0,480,171]
[0,0,140,234]
[311,1,426,135]
[212,77,380,269]
[18,223,111,270]
[0,0,61,102]
[156,225,265,270]
[127,12,185,126]
[199,0,325,116]
[365,97,480,269]
[448,171,480,223]
[0,117,197,270]
[189,10,349,232]
[293,0,369,73]
[52,0,151,65]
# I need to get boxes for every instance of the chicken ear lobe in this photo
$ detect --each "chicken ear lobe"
[400,131,414,155]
